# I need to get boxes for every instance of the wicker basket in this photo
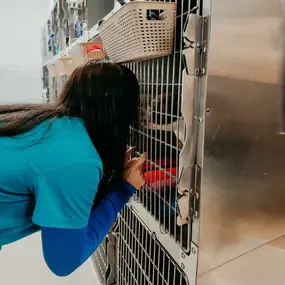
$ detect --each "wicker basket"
[98,1,177,63]
[47,63,58,77]
[55,57,75,76]
[69,42,105,66]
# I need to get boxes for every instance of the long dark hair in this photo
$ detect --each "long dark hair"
[0,61,140,199]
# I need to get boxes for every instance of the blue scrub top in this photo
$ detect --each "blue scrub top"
[0,117,102,247]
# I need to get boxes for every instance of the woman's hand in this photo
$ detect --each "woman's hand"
[123,148,146,190]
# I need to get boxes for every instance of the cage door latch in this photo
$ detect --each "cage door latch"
[183,14,209,76]
[177,164,201,226]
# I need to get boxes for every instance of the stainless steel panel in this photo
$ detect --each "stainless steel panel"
[198,0,285,281]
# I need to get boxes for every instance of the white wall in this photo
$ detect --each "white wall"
[0,66,43,104]
[0,0,49,104]
[0,1,99,284]
[0,0,48,68]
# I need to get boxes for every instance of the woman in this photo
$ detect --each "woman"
[0,61,146,276]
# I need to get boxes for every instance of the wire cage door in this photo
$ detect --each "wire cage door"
[126,0,201,251]
[117,206,189,285]
[106,0,207,284]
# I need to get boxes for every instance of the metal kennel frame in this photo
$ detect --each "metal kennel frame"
[43,0,285,284]
[42,1,210,284]
[111,0,208,284]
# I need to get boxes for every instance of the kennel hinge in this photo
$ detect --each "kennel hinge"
[191,164,201,219]
[183,14,209,76]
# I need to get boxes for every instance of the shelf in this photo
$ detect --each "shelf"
[42,7,116,66]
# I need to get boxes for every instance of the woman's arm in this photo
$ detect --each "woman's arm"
[41,181,136,277]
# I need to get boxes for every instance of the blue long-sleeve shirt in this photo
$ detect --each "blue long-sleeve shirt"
[0,117,134,276]
[42,180,135,276]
